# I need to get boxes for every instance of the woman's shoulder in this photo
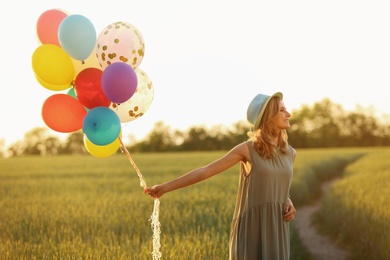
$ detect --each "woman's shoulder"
[230,141,252,160]
[234,141,252,151]
[288,145,297,161]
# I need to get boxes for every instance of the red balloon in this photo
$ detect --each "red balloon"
[74,68,111,109]
[42,94,87,133]
[36,9,68,46]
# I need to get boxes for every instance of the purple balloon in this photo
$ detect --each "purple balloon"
[101,62,138,104]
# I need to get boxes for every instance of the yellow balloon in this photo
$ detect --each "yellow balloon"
[83,135,120,158]
[32,44,75,87]
[71,47,102,78]
[34,73,73,91]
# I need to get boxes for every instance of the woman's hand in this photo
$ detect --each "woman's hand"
[144,185,163,199]
[283,198,296,222]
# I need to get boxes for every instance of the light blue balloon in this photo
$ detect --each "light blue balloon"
[82,107,121,146]
[58,14,96,61]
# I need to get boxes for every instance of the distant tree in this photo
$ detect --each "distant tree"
[180,123,249,151]
[41,136,62,156]
[135,120,251,152]
[289,98,345,147]
[288,105,311,148]
[288,98,390,148]
[22,127,50,155]
[181,126,212,151]
[5,99,390,156]
[0,138,4,158]
[7,140,24,157]
[134,121,176,152]
[6,127,61,156]
[310,99,344,147]
[341,112,381,146]
[61,131,87,155]
[224,120,252,148]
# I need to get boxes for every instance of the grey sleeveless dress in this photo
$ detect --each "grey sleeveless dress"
[229,141,294,260]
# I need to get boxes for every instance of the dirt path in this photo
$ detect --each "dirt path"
[294,180,349,260]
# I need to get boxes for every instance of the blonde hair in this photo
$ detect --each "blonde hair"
[247,96,288,159]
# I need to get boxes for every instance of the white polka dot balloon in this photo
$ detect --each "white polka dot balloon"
[96,21,145,70]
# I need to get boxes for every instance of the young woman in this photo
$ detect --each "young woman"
[145,92,296,259]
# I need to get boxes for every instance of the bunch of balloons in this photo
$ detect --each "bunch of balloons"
[32,9,154,158]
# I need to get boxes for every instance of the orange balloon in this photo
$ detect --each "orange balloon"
[42,94,87,133]
[36,9,68,46]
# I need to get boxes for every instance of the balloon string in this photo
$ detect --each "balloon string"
[119,137,147,188]
[119,137,162,260]
[151,199,162,259]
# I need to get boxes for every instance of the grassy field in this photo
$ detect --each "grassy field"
[314,147,390,260]
[0,147,384,259]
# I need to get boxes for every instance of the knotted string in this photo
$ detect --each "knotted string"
[119,137,162,260]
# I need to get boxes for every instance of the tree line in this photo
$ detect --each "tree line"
[4,98,390,157]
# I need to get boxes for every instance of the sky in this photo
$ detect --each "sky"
[2,0,390,149]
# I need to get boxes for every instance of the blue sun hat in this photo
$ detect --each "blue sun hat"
[247,92,283,130]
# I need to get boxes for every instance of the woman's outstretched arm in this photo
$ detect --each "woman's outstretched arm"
[144,143,249,198]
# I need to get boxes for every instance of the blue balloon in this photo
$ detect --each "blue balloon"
[82,107,121,145]
[58,14,96,61]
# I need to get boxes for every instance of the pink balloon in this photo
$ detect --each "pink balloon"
[36,9,68,46]
[96,21,145,70]
[101,62,138,104]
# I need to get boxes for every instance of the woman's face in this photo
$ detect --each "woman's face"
[273,100,291,130]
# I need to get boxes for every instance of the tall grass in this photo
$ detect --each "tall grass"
[0,149,369,259]
[314,148,390,260]
[290,148,366,207]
